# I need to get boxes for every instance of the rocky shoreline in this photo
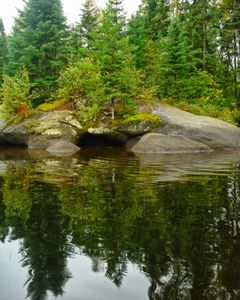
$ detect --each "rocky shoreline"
[0,103,239,156]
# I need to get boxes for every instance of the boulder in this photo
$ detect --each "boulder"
[131,133,213,154]
[144,103,240,150]
[47,140,80,156]
[0,111,83,150]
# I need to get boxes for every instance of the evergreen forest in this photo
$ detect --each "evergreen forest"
[0,0,239,125]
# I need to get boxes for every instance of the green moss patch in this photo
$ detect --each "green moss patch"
[123,113,161,126]
[115,113,161,136]
[36,99,68,112]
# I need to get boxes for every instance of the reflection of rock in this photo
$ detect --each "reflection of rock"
[135,150,240,182]
[146,103,240,150]
[131,133,212,154]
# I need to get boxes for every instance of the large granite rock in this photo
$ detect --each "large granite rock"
[144,103,240,150]
[131,133,212,154]
[0,111,83,150]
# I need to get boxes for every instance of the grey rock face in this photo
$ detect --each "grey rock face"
[148,103,240,150]
[131,133,213,154]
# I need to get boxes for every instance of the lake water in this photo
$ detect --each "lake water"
[0,148,240,300]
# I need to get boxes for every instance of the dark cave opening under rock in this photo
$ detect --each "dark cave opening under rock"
[78,133,126,148]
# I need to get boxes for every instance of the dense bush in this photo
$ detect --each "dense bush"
[1,68,32,121]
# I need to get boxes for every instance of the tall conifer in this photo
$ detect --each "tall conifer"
[79,0,100,48]
[0,19,8,84]
[7,0,67,103]
[220,0,240,104]
[91,0,146,119]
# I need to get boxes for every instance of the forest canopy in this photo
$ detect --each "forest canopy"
[0,0,239,124]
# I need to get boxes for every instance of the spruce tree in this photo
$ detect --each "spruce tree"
[67,0,99,53]
[0,19,8,84]
[184,0,221,73]
[128,0,171,87]
[158,18,197,99]
[91,0,148,119]
[220,0,240,104]
[80,0,100,48]
[7,11,28,77]
[7,0,67,104]
[143,0,170,40]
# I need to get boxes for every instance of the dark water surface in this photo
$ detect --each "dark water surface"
[0,148,240,300]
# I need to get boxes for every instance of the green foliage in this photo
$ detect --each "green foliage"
[1,68,32,121]
[182,70,226,106]
[1,0,239,122]
[76,103,102,127]
[57,58,105,125]
[232,109,240,127]
[58,58,104,104]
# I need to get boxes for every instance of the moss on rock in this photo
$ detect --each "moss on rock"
[115,113,161,137]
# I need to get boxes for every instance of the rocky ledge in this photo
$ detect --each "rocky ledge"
[0,103,239,155]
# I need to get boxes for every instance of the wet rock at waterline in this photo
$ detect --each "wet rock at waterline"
[47,140,80,156]
[130,133,213,154]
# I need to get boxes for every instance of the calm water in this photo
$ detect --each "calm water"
[0,148,240,300]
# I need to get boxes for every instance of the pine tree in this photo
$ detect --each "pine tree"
[7,0,67,104]
[0,19,8,84]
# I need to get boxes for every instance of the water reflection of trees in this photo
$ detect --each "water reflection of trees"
[0,158,240,299]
